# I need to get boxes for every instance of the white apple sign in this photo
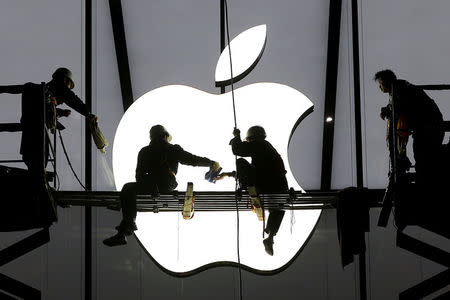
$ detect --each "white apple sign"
[112,25,321,275]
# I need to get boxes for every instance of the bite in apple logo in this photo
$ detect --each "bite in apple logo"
[112,25,321,276]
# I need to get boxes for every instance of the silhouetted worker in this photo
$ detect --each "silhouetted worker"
[103,125,220,247]
[374,69,444,186]
[229,126,288,256]
[0,67,97,177]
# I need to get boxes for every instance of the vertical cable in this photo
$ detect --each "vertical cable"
[224,0,237,128]
[80,2,84,298]
[220,0,226,95]
[223,1,242,299]
[85,0,93,299]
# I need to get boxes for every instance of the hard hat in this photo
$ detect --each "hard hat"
[246,125,266,141]
[150,125,172,142]
[52,67,74,89]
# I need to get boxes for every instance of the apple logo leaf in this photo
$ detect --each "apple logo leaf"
[215,24,267,87]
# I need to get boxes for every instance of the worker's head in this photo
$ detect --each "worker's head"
[150,125,172,142]
[374,69,396,93]
[246,126,266,142]
[52,67,75,90]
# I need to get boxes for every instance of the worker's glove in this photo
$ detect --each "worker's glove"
[57,109,71,117]
[211,161,221,172]
[397,154,412,172]
[88,113,98,123]
[232,128,240,137]
[205,161,222,183]
[380,105,391,120]
[214,171,236,181]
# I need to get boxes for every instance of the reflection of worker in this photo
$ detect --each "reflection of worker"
[374,69,444,186]
[229,126,288,256]
[103,125,220,247]
[0,67,97,174]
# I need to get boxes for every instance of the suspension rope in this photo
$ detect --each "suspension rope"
[223,1,243,299]
[224,0,237,128]
[58,129,87,191]
[44,127,61,191]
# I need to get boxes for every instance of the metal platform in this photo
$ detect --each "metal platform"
[53,189,384,212]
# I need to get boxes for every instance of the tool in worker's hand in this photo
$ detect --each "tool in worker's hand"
[204,166,223,183]
[89,120,108,153]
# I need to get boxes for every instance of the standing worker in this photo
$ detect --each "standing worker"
[374,69,444,187]
[103,124,221,247]
[0,67,98,177]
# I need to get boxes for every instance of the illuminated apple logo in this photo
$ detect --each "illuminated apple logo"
[112,25,321,275]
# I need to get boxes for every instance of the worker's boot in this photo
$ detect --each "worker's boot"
[263,235,274,256]
[115,220,137,236]
[103,232,127,247]
[103,219,137,246]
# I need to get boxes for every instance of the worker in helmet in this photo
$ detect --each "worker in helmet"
[226,125,288,256]
[103,124,221,247]
[374,69,444,187]
[0,67,98,175]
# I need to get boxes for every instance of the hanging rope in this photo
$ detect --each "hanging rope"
[224,0,237,128]
[58,129,87,191]
[44,128,61,191]
[223,1,243,299]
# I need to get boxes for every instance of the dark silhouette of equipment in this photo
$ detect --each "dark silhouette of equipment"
[0,82,57,231]
[0,73,103,298]
[0,165,56,231]
[376,83,450,299]
[55,190,346,211]
[393,180,450,299]
[336,187,379,267]
[0,83,56,300]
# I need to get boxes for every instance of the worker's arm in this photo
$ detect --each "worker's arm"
[0,85,25,94]
[60,89,98,124]
[175,145,217,168]
[60,89,88,116]
[229,129,252,157]
[56,108,71,117]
